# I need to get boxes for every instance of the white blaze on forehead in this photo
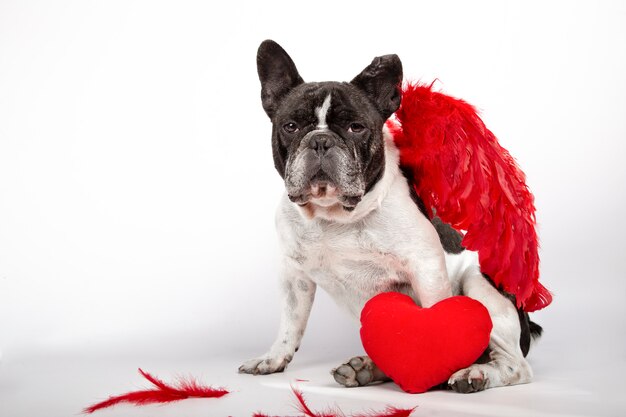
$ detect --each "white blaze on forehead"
[315,94,332,130]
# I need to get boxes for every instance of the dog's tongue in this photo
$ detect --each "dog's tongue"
[311,183,328,198]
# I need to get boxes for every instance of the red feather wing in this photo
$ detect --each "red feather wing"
[392,83,551,312]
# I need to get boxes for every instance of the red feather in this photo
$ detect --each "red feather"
[253,386,415,417]
[391,82,552,312]
[83,368,228,413]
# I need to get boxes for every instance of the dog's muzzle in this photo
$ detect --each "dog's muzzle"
[286,131,364,210]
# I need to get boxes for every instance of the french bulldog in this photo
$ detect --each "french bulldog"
[239,40,542,393]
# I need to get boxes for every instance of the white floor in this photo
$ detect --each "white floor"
[1,308,624,417]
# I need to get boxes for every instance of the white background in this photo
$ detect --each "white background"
[1,1,625,416]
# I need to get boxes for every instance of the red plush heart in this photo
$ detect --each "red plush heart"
[360,292,492,393]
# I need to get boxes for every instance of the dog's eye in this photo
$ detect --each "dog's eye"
[283,122,299,134]
[348,123,366,133]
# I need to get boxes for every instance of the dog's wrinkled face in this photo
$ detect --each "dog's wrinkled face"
[257,40,402,216]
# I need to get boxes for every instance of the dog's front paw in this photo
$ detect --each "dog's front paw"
[332,356,389,387]
[238,353,294,375]
[448,365,489,393]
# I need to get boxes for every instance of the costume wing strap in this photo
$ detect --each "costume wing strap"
[391,83,551,312]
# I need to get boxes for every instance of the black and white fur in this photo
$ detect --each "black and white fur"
[239,40,542,393]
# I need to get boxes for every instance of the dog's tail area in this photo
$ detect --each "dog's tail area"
[519,310,544,357]
[529,320,544,341]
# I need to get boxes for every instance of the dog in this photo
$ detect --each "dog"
[238,40,542,393]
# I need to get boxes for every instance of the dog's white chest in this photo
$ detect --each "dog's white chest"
[281,213,415,318]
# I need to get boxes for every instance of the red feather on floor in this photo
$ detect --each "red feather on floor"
[391,82,552,312]
[82,368,228,413]
[253,386,415,417]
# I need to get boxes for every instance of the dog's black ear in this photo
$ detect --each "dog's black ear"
[257,40,304,118]
[351,54,403,119]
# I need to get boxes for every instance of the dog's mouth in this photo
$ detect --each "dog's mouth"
[288,180,363,212]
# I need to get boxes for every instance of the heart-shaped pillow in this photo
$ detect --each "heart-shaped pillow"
[360,292,492,393]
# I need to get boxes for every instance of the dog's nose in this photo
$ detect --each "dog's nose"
[309,134,336,154]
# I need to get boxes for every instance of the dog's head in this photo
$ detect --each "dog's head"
[256,40,402,216]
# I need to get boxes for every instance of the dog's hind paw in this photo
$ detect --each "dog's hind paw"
[448,365,488,393]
